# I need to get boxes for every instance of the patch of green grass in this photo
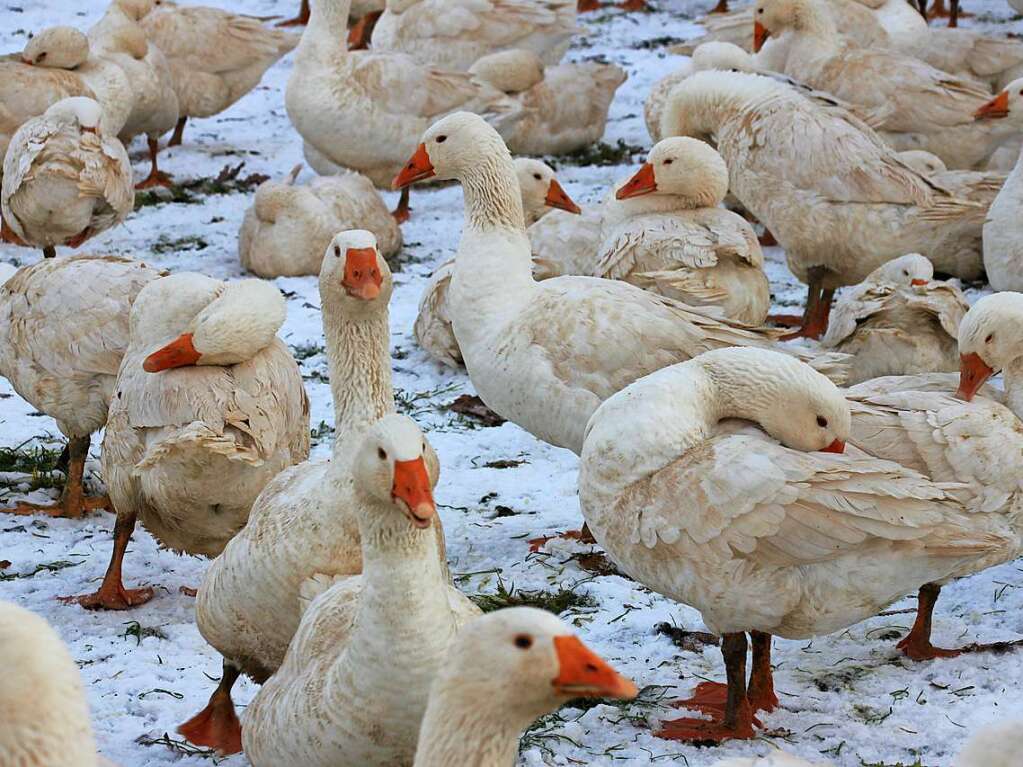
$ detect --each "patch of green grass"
[290,342,325,361]
[134,163,269,209]
[151,234,209,254]
[859,761,926,767]
[0,441,65,496]
[0,559,82,581]
[547,139,645,168]
[469,578,598,616]
[136,733,221,762]
[121,621,169,646]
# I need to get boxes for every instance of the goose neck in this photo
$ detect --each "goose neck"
[300,0,350,57]
[461,151,526,235]
[1004,357,1023,422]
[414,694,527,767]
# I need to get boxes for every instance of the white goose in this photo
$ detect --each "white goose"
[394,112,844,456]
[579,347,1010,742]
[661,71,986,339]
[0,255,165,518]
[370,0,577,72]
[287,0,523,222]
[183,232,404,755]
[0,600,113,767]
[978,81,1023,292]
[822,254,968,385]
[63,275,309,611]
[239,166,402,278]
[413,607,637,767]
[606,137,770,325]
[846,292,1023,660]
[241,415,481,767]
[415,158,580,369]
[1,97,134,259]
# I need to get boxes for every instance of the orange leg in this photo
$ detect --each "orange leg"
[898,584,963,660]
[178,662,244,755]
[758,229,778,247]
[709,0,729,11]
[3,436,110,519]
[782,269,834,340]
[61,511,154,610]
[0,216,26,246]
[747,630,778,713]
[347,10,381,49]
[276,0,309,26]
[392,186,412,224]
[619,0,649,10]
[168,117,187,148]
[657,633,759,743]
[135,136,174,190]
[577,0,601,10]
[65,227,93,249]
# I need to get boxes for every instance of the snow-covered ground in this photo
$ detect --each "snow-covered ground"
[2,0,1022,765]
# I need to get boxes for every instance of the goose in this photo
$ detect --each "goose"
[821,254,968,385]
[752,0,1020,171]
[0,26,133,167]
[845,292,1023,660]
[62,275,309,611]
[0,255,165,519]
[393,112,846,456]
[182,232,407,755]
[0,600,112,766]
[579,346,1011,742]
[1,97,134,259]
[895,149,1007,207]
[415,158,580,368]
[239,166,402,278]
[139,0,299,147]
[369,0,577,73]
[467,49,626,156]
[977,81,1023,292]
[661,71,986,339]
[413,607,637,767]
[287,0,525,223]
[241,414,482,767]
[608,137,770,325]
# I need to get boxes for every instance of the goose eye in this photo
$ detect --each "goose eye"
[533,173,541,180]
[436,135,447,143]
[663,158,673,165]
[513,634,533,649]
[986,334,994,344]
[816,416,828,428]
[37,52,47,62]
[903,270,909,276]
[334,245,341,257]
[377,447,387,460]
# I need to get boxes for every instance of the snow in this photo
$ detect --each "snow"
[1,0,1022,765]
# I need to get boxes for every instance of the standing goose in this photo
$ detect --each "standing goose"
[139,0,299,147]
[241,415,481,767]
[182,232,406,755]
[660,71,986,339]
[1,97,134,259]
[89,0,180,189]
[286,0,524,223]
[607,137,770,325]
[415,158,580,369]
[63,275,309,611]
[0,255,165,518]
[0,600,113,766]
[394,112,844,456]
[821,254,968,385]
[579,347,1011,742]
[370,0,578,72]
[413,607,637,767]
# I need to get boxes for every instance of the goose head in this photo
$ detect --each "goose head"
[393,112,507,188]
[700,348,851,453]
[974,77,1023,122]
[22,27,90,68]
[351,414,440,532]
[142,277,287,372]
[43,97,103,135]
[956,293,1023,400]
[870,253,934,289]
[514,159,580,223]
[112,0,157,22]
[690,41,755,73]
[617,137,729,208]
[752,0,833,52]
[468,49,545,94]
[896,150,947,176]
[430,607,636,724]
[319,229,393,310]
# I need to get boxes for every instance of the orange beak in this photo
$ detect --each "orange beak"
[821,439,846,454]
[616,163,657,200]
[975,91,1009,120]
[392,456,436,529]
[392,143,436,189]
[552,636,638,699]
[342,246,382,300]
[21,57,33,65]
[956,351,994,401]
[143,332,201,372]
[910,278,928,286]
[753,20,770,53]
[544,178,581,214]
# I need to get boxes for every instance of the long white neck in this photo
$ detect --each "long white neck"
[1004,357,1023,421]
[414,689,532,767]
[323,306,394,457]
[298,0,350,60]
[664,73,783,146]
[461,147,527,235]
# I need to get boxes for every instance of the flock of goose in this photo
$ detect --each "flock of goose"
[1,0,1023,764]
